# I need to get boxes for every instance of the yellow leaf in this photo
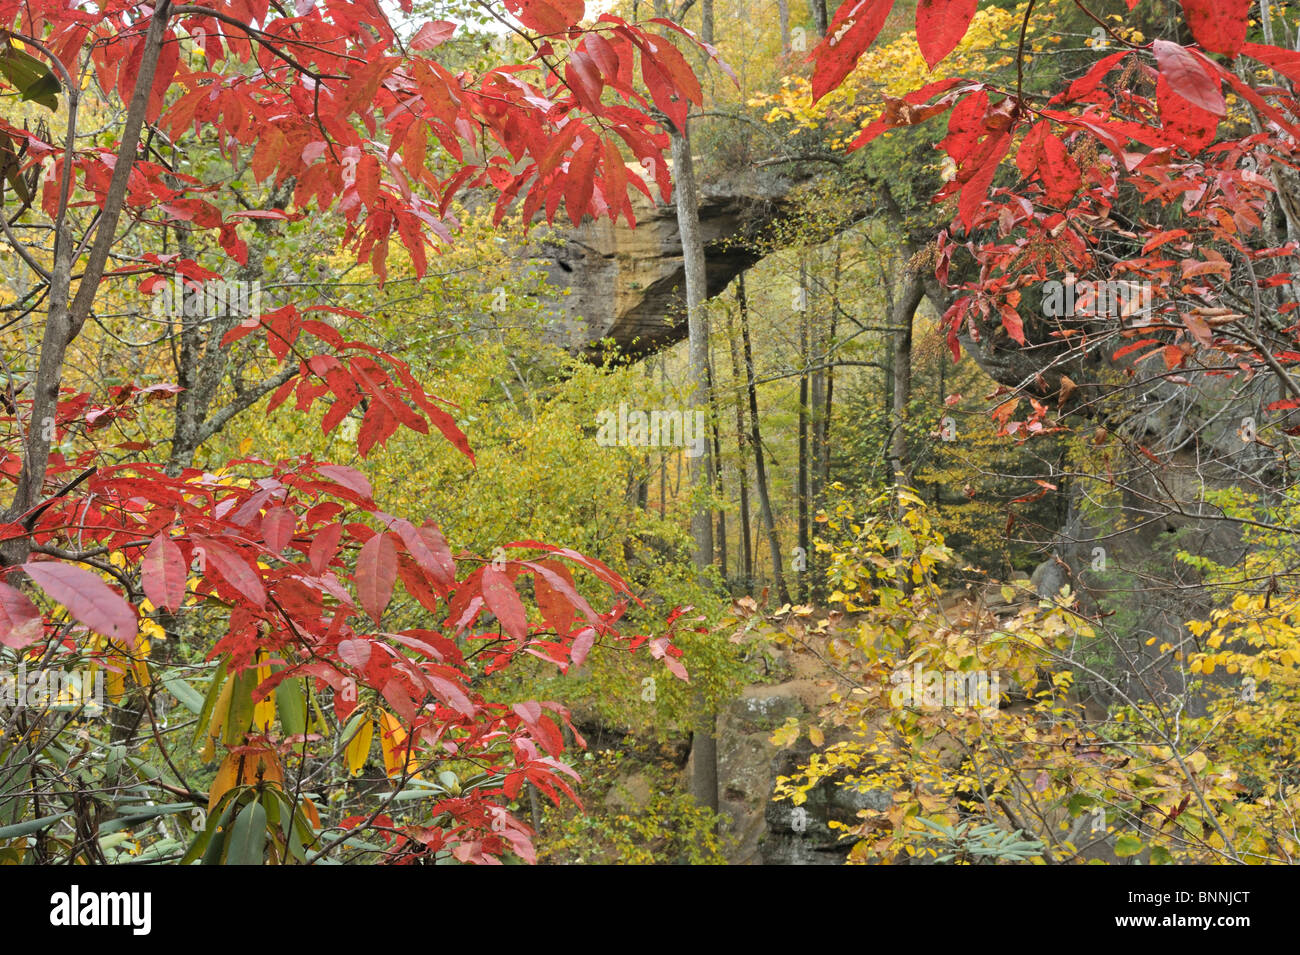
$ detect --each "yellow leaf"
[204,671,234,756]
[379,711,418,778]
[345,718,373,777]
[251,653,275,733]
[809,725,825,747]
[209,752,240,813]
[770,717,801,748]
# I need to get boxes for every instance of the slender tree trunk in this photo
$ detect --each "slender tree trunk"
[659,356,667,518]
[887,268,923,598]
[890,271,923,487]
[672,119,719,818]
[673,125,713,571]
[707,355,727,580]
[797,261,810,603]
[812,0,829,36]
[809,250,832,603]
[778,0,791,55]
[820,296,838,513]
[738,273,791,604]
[728,308,754,587]
[701,0,714,44]
[2,4,169,565]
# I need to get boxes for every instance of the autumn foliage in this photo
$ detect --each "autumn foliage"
[5,0,1300,866]
[0,0,711,864]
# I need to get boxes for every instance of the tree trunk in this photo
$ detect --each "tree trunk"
[659,356,667,518]
[707,355,727,580]
[778,0,791,55]
[2,4,169,566]
[728,308,754,587]
[701,0,714,44]
[672,124,713,571]
[739,273,791,604]
[812,0,829,36]
[890,270,923,487]
[672,119,720,819]
[797,260,811,603]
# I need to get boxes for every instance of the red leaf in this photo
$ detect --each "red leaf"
[533,563,576,636]
[1137,444,1164,467]
[411,20,456,50]
[1242,43,1300,86]
[482,566,528,640]
[999,304,1026,345]
[309,523,344,575]
[142,534,186,613]
[200,540,267,607]
[1155,73,1220,151]
[635,34,702,108]
[529,560,599,633]
[1180,0,1249,57]
[503,541,636,599]
[262,506,296,553]
[1152,39,1225,116]
[512,701,563,755]
[811,0,897,102]
[355,533,398,623]
[848,78,965,149]
[1113,338,1163,361]
[428,674,474,716]
[0,581,43,649]
[1054,49,1131,104]
[585,33,621,81]
[394,520,456,589]
[569,627,596,669]
[565,138,598,225]
[356,154,382,208]
[1181,311,1213,347]
[916,0,976,70]
[396,556,443,613]
[22,562,136,645]
[565,51,604,114]
[338,637,372,670]
[504,0,584,34]
[316,464,375,502]
[639,47,687,132]
[958,130,1012,229]
[1016,120,1049,179]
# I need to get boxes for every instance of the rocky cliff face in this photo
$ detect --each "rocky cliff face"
[531,183,793,360]
[716,689,893,865]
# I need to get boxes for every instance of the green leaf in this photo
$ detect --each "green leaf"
[1114,834,1144,858]
[192,656,229,747]
[226,797,267,865]
[97,802,199,835]
[0,130,30,205]
[0,811,70,840]
[184,788,241,865]
[0,46,60,110]
[222,666,258,747]
[275,677,307,737]
[163,675,205,715]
